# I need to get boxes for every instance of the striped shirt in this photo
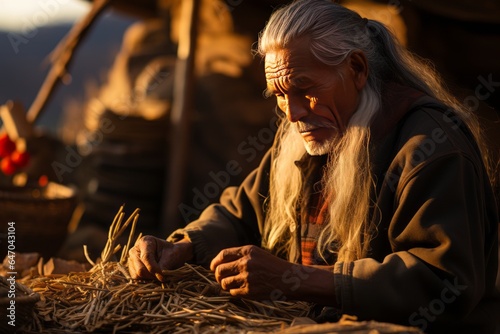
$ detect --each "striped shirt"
[295,154,336,265]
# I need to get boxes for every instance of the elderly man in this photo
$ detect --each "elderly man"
[128,0,498,332]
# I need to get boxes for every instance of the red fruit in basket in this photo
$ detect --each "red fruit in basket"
[10,150,30,167]
[38,174,49,187]
[0,133,16,158]
[1,156,17,175]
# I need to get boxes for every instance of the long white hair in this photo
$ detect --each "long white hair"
[257,0,492,263]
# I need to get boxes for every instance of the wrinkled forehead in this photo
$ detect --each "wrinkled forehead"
[264,50,291,80]
[264,42,317,81]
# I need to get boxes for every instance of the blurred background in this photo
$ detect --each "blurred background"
[0,1,498,285]
[0,0,134,133]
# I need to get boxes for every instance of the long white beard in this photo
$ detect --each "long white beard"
[294,120,338,156]
[303,138,337,156]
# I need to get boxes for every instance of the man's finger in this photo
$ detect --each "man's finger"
[128,252,156,280]
[213,261,241,284]
[210,247,245,271]
[228,287,249,297]
[220,274,245,291]
[137,237,162,275]
[127,238,161,280]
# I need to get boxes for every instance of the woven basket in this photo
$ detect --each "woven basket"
[0,182,77,259]
[0,275,40,332]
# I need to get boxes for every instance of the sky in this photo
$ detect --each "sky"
[0,0,90,31]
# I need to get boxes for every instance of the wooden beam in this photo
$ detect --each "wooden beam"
[161,0,200,235]
[26,0,110,124]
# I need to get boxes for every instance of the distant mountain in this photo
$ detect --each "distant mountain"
[0,12,136,134]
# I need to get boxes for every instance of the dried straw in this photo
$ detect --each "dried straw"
[22,207,311,333]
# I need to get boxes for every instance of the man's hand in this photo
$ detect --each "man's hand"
[128,235,193,281]
[210,245,337,304]
[210,245,297,299]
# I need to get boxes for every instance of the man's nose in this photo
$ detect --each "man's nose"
[284,95,308,122]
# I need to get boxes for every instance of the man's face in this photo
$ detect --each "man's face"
[264,40,364,155]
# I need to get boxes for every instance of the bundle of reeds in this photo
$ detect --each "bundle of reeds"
[22,207,311,333]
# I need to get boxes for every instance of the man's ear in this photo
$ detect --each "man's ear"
[347,50,368,91]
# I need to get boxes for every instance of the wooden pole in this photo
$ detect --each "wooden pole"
[26,0,110,124]
[161,0,200,235]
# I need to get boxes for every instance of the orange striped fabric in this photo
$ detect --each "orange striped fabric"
[295,154,334,265]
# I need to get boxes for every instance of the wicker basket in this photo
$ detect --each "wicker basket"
[0,182,78,259]
[0,275,40,332]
